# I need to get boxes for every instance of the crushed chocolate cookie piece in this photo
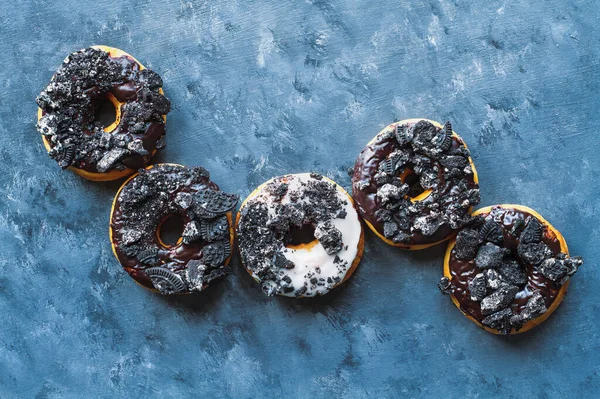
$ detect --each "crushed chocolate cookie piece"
[518,242,552,265]
[377,183,407,206]
[97,148,129,172]
[315,221,344,255]
[174,192,193,210]
[438,276,454,295]
[137,247,160,266]
[267,215,291,240]
[201,216,229,242]
[379,158,396,176]
[392,231,412,244]
[510,291,547,330]
[383,221,399,238]
[120,229,142,246]
[267,182,289,200]
[497,259,527,286]
[468,273,487,301]
[562,255,583,276]
[520,217,544,244]
[282,204,305,227]
[480,285,519,315]
[395,124,413,145]
[375,208,393,223]
[389,150,411,170]
[522,291,547,317]
[203,267,227,286]
[58,144,75,169]
[410,120,440,157]
[413,214,442,236]
[482,308,513,335]
[538,256,583,283]
[203,240,230,266]
[127,139,148,155]
[439,155,469,171]
[192,189,239,218]
[182,220,201,244]
[145,267,186,295]
[455,229,484,260]
[185,260,207,291]
[36,47,170,173]
[295,285,308,297]
[464,215,486,228]
[509,218,526,237]
[474,243,506,269]
[479,220,504,245]
[155,137,166,149]
[484,268,505,290]
[438,121,454,151]
[272,252,295,269]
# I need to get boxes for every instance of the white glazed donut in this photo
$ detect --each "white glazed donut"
[236,173,364,297]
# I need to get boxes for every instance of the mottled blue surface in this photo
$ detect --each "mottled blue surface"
[0,0,599,397]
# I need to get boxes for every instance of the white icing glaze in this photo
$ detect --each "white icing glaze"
[242,173,362,297]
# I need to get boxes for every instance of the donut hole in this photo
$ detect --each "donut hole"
[93,93,121,132]
[399,167,426,199]
[286,224,317,249]
[157,215,185,247]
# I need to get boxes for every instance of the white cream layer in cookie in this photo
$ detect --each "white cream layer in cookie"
[240,173,362,297]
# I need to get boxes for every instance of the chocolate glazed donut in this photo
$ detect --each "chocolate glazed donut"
[351,119,480,249]
[110,164,238,295]
[36,46,170,181]
[440,205,583,335]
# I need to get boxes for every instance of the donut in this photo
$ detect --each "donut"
[351,118,480,249]
[109,164,238,295]
[439,204,584,335]
[36,45,170,181]
[236,173,364,298]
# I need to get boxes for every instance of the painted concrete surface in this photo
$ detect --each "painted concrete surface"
[0,0,599,397]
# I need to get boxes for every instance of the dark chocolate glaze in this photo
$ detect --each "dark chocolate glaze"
[351,120,478,245]
[110,165,234,292]
[449,206,562,323]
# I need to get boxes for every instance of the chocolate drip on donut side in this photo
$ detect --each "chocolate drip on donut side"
[111,164,238,294]
[351,120,480,246]
[36,47,171,173]
[443,206,583,334]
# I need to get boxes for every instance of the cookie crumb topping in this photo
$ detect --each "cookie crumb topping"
[36,47,170,173]
[352,120,480,246]
[111,164,237,294]
[237,173,361,297]
[442,207,583,334]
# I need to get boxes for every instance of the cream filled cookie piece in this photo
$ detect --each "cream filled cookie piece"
[236,173,364,298]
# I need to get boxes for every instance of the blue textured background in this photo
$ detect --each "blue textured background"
[0,1,598,397]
